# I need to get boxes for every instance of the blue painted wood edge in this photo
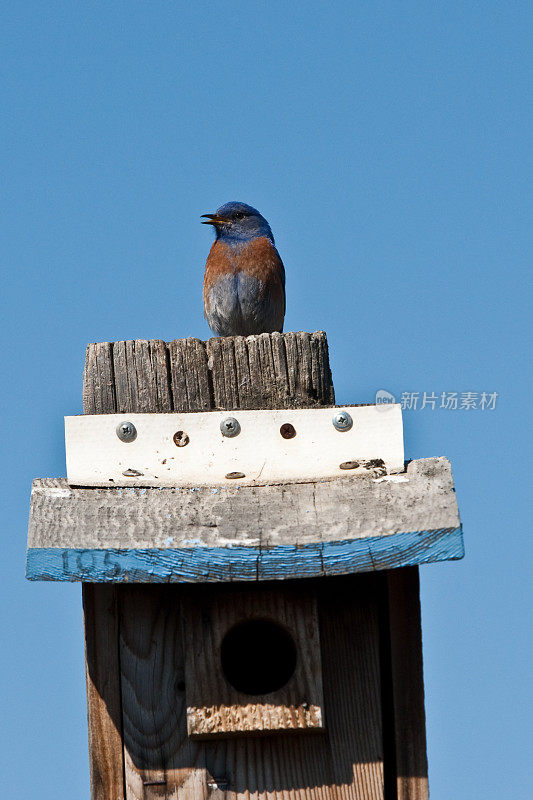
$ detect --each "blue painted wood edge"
[26,527,464,582]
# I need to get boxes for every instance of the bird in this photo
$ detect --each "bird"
[201,201,286,337]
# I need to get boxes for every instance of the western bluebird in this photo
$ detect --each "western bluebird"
[201,201,286,336]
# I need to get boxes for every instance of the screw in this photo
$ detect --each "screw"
[280,423,296,439]
[207,778,229,792]
[332,410,353,432]
[173,430,189,447]
[220,417,240,437]
[116,421,137,442]
[225,471,245,480]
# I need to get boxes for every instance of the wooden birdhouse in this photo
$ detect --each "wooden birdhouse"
[26,331,463,800]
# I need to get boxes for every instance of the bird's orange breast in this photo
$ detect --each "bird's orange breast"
[203,237,285,311]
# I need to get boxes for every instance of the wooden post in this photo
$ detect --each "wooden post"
[81,332,428,800]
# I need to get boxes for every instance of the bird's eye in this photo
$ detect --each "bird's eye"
[235,212,245,220]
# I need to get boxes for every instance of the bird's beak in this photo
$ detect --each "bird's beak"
[201,213,229,226]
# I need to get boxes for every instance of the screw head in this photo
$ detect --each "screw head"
[332,410,353,432]
[220,417,240,437]
[173,430,190,447]
[340,460,359,470]
[116,421,137,442]
[280,422,297,439]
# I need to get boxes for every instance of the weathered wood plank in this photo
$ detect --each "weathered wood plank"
[183,585,324,737]
[168,338,212,412]
[83,585,125,800]
[83,332,334,415]
[83,342,123,800]
[28,459,460,550]
[387,568,429,800]
[83,342,116,415]
[26,457,463,582]
[112,340,172,413]
[206,331,335,409]
[320,575,385,799]
[118,585,207,800]
[28,529,463,583]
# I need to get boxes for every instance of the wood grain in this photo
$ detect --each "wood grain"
[82,332,335,416]
[77,331,430,800]
[386,568,429,800]
[29,456,460,550]
[115,578,385,800]
[27,456,464,582]
[118,585,206,800]
[319,575,385,799]
[205,331,334,410]
[83,585,125,800]
[168,338,212,412]
[197,575,385,800]
[112,340,172,413]
[183,585,324,737]
[83,342,116,415]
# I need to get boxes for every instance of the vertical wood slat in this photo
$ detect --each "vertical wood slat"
[202,575,385,800]
[112,340,172,413]
[83,585,125,800]
[118,585,207,800]
[83,342,116,415]
[168,338,212,412]
[83,343,124,800]
[387,568,429,800]
[319,575,385,800]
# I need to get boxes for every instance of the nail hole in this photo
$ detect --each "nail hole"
[339,461,359,470]
[173,430,189,447]
[221,619,297,695]
[225,471,245,479]
[280,423,296,439]
[177,680,186,692]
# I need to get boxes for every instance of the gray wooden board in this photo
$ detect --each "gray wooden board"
[82,332,335,416]
[26,457,463,582]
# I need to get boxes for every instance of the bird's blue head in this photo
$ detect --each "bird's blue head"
[201,202,274,245]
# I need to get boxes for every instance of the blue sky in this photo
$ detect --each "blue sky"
[1,2,531,798]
